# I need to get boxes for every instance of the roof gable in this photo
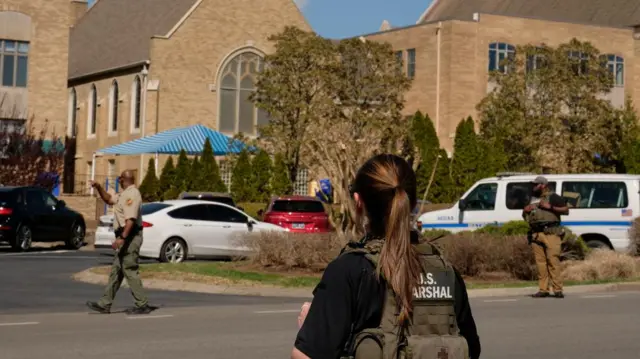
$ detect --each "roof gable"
[418,0,640,28]
[69,0,199,80]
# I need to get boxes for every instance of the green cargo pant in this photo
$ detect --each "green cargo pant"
[98,234,148,308]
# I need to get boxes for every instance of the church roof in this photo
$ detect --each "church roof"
[418,0,640,28]
[69,0,199,80]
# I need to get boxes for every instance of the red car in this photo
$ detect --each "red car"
[263,196,331,233]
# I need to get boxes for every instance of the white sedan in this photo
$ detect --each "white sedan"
[94,200,286,263]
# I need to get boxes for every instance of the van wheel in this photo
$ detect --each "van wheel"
[159,237,188,263]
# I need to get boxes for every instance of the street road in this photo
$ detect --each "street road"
[1,248,640,358]
[0,247,303,314]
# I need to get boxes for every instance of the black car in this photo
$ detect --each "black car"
[0,186,86,251]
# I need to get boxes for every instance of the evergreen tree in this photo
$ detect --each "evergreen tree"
[200,138,227,192]
[411,111,440,200]
[271,153,292,195]
[451,117,481,197]
[429,149,456,203]
[138,158,160,202]
[230,149,253,201]
[158,156,175,199]
[189,156,204,191]
[250,150,273,202]
[167,149,191,198]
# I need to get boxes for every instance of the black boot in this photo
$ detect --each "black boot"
[125,304,157,315]
[531,291,550,298]
[86,301,111,314]
[553,291,565,298]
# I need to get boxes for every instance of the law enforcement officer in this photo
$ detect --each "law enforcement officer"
[86,170,155,314]
[523,176,569,299]
[292,154,481,359]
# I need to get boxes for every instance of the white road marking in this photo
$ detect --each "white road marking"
[126,315,174,320]
[2,255,98,259]
[581,294,616,299]
[0,322,39,327]
[0,250,73,257]
[483,299,518,303]
[254,309,301,314]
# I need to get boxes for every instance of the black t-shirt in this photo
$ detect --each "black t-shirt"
[294,245,482,359]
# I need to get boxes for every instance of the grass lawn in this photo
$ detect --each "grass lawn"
[90,261,640,290]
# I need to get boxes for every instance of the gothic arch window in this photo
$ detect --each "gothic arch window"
[87,84,97,137]
[218,51,270,136]
[68,88,77,137]
[108,80,119,135]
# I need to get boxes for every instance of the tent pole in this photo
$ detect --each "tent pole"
[90,153,97,196]
[155,152,159,175]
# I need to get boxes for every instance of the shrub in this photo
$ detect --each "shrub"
[230,149,253,202]
[475,220,530,235]
[628,217,640,256]
[250,150,273,202]
[158,156,175,199]
[235,228,601,282]
[236,231,349,272]
[271,153,292,195]
[139,158,160,202]
[562,249,640,281]
[433,233,536,280]
[200,138,227,193]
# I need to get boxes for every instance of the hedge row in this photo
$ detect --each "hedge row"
[139,138,293,203]
[235,225,591,281]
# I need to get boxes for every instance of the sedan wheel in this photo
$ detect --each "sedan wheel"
[66,223,85,250]
[15,225,32,252]
[160,238,187,263]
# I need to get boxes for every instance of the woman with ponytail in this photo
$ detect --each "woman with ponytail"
[291,154,480,359]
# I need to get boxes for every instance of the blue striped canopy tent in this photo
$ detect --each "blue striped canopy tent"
[90,124,251,190]
[96,124,247,156]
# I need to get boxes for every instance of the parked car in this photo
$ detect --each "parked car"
[0,186,86,251]
[418,173,640,251]
[263,195,331,233]
[95,200,286,263]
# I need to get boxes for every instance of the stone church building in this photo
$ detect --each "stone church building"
[1,0,640,195]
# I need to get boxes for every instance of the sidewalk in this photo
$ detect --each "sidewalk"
[72,268,640,299]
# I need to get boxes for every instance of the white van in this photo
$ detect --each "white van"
[418,173,640,251]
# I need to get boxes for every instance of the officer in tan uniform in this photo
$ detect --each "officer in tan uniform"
[523,176,569,299]
[86,170,155,314]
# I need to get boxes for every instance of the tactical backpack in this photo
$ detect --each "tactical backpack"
[339,237,469,359]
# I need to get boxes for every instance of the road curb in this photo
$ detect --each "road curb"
[72,268,640,298]
[467,281,640,298]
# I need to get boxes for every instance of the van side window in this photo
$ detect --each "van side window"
[464,183,498,211]
[506,182,557,210]
[561,181,628,209]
